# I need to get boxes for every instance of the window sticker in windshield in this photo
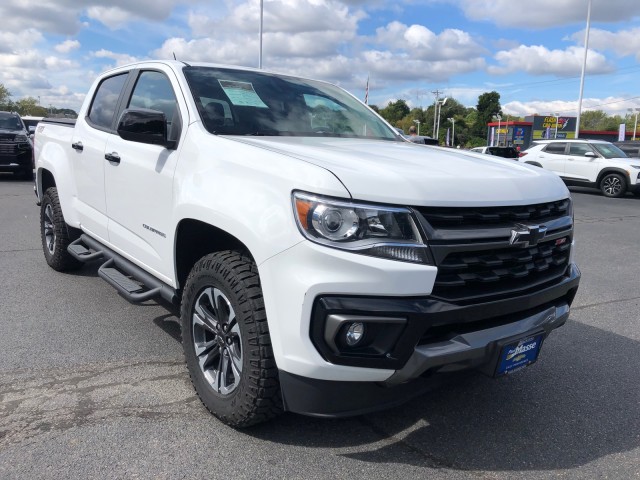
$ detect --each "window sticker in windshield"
[218,80,268,108]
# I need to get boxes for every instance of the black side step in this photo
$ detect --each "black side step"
[68,234,177,305]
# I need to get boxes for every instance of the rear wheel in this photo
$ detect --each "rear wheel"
[40,187,82,271]
[181,251,282,428]
[600,173,627,198]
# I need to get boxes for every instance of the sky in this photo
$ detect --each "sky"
[1,0,639,118]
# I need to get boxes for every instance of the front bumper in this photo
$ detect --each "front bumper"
[279,263,580,417]
[0,148,33,172]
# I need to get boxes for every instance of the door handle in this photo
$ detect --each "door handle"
[71,141,83,151]
[105,152,121,164]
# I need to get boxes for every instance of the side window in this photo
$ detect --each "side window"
[568,143,594,156]
[544,142,567,154]
[88,73,128,130]
[128,71,180,141]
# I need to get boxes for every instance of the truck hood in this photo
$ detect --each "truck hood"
[227,136,569,206]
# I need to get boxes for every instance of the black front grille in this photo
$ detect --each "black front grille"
[0,142,17,155]
[0,134,15,141]
[415,199,571,229]
[432,237,571,302]
[415,198,574,304]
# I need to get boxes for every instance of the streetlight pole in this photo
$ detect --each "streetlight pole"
[435,98,447,143]
[629,108,640,141]
[575,0,592,139]
[554,112,560,139]
[258,0,264,69]
[448,118,455,147]
[495,114,502,146]
[413,119,421,136]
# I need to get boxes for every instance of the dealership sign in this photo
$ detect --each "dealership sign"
[532,116,576,140]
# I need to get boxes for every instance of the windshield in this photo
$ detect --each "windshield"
[593,143,627,159]
[0,112,24,130]
[183,66,398,140]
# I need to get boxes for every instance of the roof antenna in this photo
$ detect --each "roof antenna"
[173,52,177,60]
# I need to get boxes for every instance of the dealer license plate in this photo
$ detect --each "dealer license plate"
[495,334,544,377]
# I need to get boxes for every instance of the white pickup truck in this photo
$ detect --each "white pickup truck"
[34,61,580,427]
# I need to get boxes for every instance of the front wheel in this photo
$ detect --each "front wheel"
[40,187,82,271]
[600,173,627,198]
[181,251,282,428]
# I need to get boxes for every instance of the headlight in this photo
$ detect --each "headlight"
[14,134,28,143]
[292,191,432,264]
[629,165,640,170]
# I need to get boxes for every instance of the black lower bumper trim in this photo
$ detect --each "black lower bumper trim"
[279,370,465,418]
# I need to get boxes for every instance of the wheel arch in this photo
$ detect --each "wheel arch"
[38,168,56,200]
[596,167,630,187]
[174,218,255,291]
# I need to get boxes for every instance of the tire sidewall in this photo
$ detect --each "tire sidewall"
[181,257,257,421]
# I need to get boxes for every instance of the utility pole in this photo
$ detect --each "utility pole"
[575,0,592,139]
[431,89,442,138]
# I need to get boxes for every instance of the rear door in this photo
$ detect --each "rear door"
[565,142,600,182]
[538,142,567,176]
[71,72,129,241]
[104,67,186,284]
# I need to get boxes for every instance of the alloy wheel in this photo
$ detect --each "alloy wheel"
[603,176,622,196]
[43,203,56,255]
[191,287,242,395]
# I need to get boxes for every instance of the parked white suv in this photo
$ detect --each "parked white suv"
[519,139,640,198]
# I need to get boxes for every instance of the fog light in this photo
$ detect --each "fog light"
[345,322,365,346]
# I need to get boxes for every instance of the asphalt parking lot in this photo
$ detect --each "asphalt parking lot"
[0,176,638,479]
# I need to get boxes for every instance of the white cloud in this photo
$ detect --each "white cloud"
[92,49,141,67]
[0,29,44,53]
[55,40,81,54]
[458,0,640,29]
[570,27,640,61]
[363,49,486,82]
[375,21,486,61]
[0,0,187,34]
[503,97,636,117]
[489,45,614,76]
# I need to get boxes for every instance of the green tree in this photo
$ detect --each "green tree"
[15,97,47,116]
[579,110,609,130]
[379,99,410,126]
[473,91,502,137]
[0,83,13,110]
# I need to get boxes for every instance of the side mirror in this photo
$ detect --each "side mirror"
[117,108,176,149]
[28,126,36,134]
[584,151,596,158]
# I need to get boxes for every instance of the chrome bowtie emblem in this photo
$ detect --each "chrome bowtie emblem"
[509,224,548,247]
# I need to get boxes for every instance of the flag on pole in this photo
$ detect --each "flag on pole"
[364,75,369,105]
[446,128,450,146]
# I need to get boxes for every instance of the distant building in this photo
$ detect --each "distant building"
[486,115,637,150]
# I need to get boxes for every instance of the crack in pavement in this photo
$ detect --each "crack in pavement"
[574,215,640,225]
[0,359,199,449]
[572,296,640,311]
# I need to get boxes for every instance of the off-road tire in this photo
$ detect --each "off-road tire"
[599,173,627,198]
[40,187,82,271]
[181,251,282,428]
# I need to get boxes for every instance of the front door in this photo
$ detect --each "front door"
[104,68,185,285]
